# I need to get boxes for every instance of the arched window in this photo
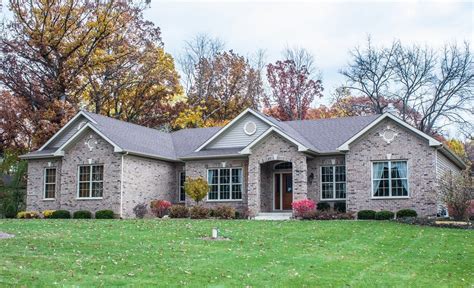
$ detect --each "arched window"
[274,162,292,170]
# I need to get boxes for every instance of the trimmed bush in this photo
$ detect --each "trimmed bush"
[334,202,346,213]
[4,202,17,219]
[95,210,114,219]
[189,206,210,219]
[396,209,417,218]
[357,210,376,220]
[73,210,92,219]
[214,205,236,219]
[292,199,316,218]
[150,200,172,218]
[169,205,189,218]
[317,202,330,211]
[51,210,71,219]
[133,203,148,219]
[42,210,55,219]
[375,210,395,220]
[17,211,40,219]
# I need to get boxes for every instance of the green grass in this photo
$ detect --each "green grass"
[0,220,472,287]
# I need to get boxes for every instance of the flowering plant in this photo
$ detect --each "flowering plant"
[292,199,316,218]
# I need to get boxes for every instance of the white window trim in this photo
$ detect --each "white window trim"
[371,160,410,199]
[76,164,104,200]
[206,167,243,202]
[320,165,347,201]
[178,171,186,203]
[43,167,57,200]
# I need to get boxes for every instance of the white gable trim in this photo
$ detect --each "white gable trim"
[195,108,277,152]
[39,111,97,151]
[53,123,123,156]
[337,113,442,151]
[239,127,309,155]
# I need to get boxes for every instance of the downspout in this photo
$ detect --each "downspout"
[120,152,128,219]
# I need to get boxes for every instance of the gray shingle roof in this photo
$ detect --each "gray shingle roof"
[22,109,382,160]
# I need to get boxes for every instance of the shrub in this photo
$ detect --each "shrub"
[439,170,473,221]
[73,210,92,219]
[133,203,148,219]
[292,199,316,218]
[184,177,209,204]
[4,202,17,219]
[51,210,71,219]
[42,210,55,219]
[396,209,417,218]
[189,206,210,219]
[95,210,114,219]
[317,202,330,211]
[302,210,355,220]
[375,210,395,220]
[169,205,189,218]
[357,210,376,220]
[17,211,40,219]
[235,211,241,219]
[214,205,236,219]
[150,200,172,218]
[334,202,346,213]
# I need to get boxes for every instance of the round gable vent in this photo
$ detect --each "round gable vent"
[244,121,257,135]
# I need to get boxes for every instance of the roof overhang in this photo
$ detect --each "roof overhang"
[178,154,247,160]
[239,127,311,155]
[337,113,442,151]
[195,108,278,152]
[53,123,123,156]
[38,110,97,151]
[19,153,61,160]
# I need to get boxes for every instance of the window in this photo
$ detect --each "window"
[207,168,243,200]
[44,168,56,199]
[78,165,104,198]
[179,172,186,202]
[372,161,408,198]
[274,162,292,170]
[321,166,346,200]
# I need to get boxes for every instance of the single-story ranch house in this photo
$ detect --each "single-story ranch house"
[21,108,465,218]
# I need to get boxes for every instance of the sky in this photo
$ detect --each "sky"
[144,1,473,99]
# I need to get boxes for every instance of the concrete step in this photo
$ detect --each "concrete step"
[254,212,293,220]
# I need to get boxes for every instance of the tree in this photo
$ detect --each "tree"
[265,60,323,121]
[187,50,263,123]
[184,177,209,205]
[439,171,473,221]
[282,46,319,78]
[0,0,181,150]
[445,139,468,162]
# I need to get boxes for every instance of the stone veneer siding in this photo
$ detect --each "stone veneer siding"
[184,158,249,213]
[345,118,438,217]
[247,133,308,216]
[121,155,178,218]
[26,129,122,216]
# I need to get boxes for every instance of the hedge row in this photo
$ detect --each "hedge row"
[16,209,115,219]
[357,209,417,220]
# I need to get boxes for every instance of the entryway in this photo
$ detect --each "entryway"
[274,162,293,211]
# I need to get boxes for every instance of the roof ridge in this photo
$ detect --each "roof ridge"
[284,114,379,123]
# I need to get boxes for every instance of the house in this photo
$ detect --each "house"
[20,108,465,218]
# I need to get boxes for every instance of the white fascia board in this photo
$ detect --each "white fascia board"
[194,108,278,152]
[39,111,97,151]
[53,123,123,156]
[239,127,309,155]
[337,113,442,151]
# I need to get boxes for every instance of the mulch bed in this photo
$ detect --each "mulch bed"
[395,217,473,229]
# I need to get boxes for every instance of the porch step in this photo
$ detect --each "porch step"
[254,212,293,220]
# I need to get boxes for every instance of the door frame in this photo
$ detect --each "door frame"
[272,171,293,211]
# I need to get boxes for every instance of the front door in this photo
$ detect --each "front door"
[274,173,293,210]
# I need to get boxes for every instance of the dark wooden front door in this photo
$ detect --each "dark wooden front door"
[274,173,293,210]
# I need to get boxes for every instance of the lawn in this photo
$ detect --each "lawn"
[0,220,472,287]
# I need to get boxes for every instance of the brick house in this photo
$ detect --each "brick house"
[21,109,465,218]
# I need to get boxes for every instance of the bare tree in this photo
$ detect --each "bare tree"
[340,38,398,114]
[283,46,318,77]
[178,34,224,96]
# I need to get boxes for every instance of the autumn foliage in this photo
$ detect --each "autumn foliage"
[292,199,316,218]
[150,200,172,218]
[184,177,209,204]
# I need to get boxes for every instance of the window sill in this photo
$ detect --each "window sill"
[206,199,243,202]
[76,197,103,200]
[42,198,55,201]
[320,199,346,202]
[371,196,410,200]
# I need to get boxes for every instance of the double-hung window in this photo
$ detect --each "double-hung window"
[207,168,243,200]
[372,161,408,198]
[179,172,186,202]
[78,165,104,198]
[44,168,56,199]
[321,166,346,200]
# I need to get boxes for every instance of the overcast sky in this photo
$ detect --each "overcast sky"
[145,1,473,99]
